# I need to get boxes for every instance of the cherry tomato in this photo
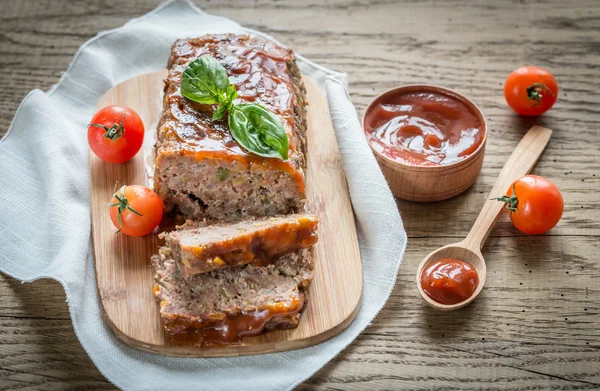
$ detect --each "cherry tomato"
[88,105,144,163]
[109,184,163,236]
[504,66,558,116]
[495,175,563,235]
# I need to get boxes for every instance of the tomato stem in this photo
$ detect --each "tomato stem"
[493,184,519,212]
[108,182,142,233]
[90,114,127,140]
[526,83,555,107]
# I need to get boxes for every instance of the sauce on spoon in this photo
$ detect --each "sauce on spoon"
[420,258,479,305]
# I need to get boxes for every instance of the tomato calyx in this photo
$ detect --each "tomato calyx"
[494,184,519,212]
[526,83,555,107]
[89,114,127,141]
[108,183,143,233]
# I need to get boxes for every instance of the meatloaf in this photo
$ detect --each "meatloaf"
[154,34,308,221]
[152,247,314,338]
[162,214,318,279]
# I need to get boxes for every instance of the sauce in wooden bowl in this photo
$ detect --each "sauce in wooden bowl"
[364,89,485,166]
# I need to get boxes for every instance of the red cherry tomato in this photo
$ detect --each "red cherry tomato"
[496,175,564,235]
[88,105,144,163]
[504,66,558,116]
[109,184,163,236]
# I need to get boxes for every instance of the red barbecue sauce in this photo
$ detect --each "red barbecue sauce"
[158,35,305,193]
[364,90,484,166]
[164,297,304,348]
[420,258,479,305]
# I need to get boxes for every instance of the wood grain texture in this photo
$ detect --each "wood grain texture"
[90,71,362,356]
[416,126,552,310]
[0,0,599,389]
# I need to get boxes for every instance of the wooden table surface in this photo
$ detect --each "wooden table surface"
[1,0,598,389]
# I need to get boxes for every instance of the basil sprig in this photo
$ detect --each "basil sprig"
[180,56,238,121]
[180,55,289,160]
[229,104,289,160]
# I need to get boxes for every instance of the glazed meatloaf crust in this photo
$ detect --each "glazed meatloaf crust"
[152,247,314,337]
[162,214,318,278]
[154,34,308,221]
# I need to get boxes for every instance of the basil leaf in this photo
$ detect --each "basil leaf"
[226,85,238,102]
[180,56,288,161]
[213,104,228,121]
[212,85,238,121]
[228,104,289,161]
[181,56,230,104]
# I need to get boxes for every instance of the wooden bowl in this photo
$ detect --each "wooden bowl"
[362,85,487,202]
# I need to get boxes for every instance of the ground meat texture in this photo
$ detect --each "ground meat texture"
[162,214,318,278]
[154,34,308,221]
[152,248,314,339]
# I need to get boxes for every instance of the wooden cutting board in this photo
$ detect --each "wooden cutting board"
[90,70,362,357]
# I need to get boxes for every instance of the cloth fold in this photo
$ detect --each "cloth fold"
[0,1,406,390]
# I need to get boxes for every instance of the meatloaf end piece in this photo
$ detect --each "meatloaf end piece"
[162,214,318,278]
[152,247,314,338]
[154,34,308,221]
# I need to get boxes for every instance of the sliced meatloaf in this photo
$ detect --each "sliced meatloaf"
[162,214,318,278]
[154,34,308,221]
[152,247,314,338]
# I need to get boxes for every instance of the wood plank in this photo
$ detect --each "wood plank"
[1,1,598,238]
[89,71,362,356]
[0,315,116,390]
[4,235,597,342]
[1,235,598,388]
[0,0,599,388]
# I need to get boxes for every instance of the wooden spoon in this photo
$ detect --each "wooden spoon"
[416,125,553,310]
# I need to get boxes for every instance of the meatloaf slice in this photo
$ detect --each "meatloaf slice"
[152,248,314,338]
[154,34,308,221]
[162,214,318,278]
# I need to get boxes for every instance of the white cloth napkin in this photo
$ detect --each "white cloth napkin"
[0,1,406,390]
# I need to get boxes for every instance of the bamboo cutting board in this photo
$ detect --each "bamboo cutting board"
[89,70,363,357]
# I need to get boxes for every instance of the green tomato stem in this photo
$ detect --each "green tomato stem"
[108,182,142,233]
[493,184,519,213]
[526,83,555,107]
[90,114,127,140]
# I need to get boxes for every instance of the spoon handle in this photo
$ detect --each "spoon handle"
[463,125,553,250]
